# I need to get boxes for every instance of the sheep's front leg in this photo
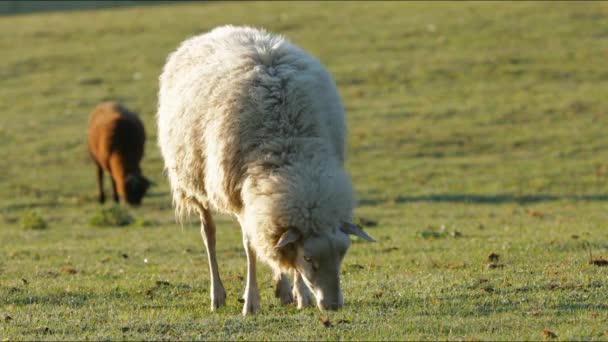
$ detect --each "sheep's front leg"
[293,270,313,309]
[274,271,294,305]
[242,234,261,315]
[199,208,226,311]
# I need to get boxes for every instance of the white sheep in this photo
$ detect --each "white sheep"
[157,25,375,315]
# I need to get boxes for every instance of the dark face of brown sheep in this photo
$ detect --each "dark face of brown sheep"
[124,174,151,206]
[276,223,375,311]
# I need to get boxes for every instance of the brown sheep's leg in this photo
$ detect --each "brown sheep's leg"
[96,164,105,204]
[110,177,119,203]
[242,232,261,315]
[199,207,227,311]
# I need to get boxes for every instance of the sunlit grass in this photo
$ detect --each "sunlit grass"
[1,1,608,340]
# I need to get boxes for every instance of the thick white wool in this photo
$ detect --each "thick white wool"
[157,25,354,270]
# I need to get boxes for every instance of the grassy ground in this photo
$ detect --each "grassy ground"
[1,1,608,340]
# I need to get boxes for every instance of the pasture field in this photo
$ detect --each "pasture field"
[1,1,608,340]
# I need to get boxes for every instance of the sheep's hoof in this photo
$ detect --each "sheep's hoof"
[242,298,261,316]
[210,287,227,311]
[275,277,294,305]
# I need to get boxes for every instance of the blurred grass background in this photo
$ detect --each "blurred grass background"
[1,1,608,340]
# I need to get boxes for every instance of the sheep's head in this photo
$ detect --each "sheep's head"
[125,174,152,206]
[276,222,375,311]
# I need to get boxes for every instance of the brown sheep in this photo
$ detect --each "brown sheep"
[87,102,151,205]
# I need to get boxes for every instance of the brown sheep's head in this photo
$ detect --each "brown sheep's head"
[125,174,151,206]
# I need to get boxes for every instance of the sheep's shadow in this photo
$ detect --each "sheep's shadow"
[359,193,608,206]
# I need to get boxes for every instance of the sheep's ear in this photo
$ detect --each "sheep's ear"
[275,228,301,249]
[341,222,376,242]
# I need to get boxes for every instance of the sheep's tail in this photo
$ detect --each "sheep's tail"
[172,189,203,226]
[165,168,205,226]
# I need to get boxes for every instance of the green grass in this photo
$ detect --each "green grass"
[88,205,134,227]
[1,1,608,340]
[18,210,48,230]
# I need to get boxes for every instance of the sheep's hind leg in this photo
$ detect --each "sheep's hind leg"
[242,233,261,315]
[274,271,294,305]
[110,177,119,203]
[199,207,227,311]
[95,163,105,204]
[293,270,313,309]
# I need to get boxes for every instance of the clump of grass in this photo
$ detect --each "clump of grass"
[131,218,159,228]
[89,205,134,227]
[417,225,462,239]
[19,210,48,230]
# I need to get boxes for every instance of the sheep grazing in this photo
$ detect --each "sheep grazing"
[87,101,151,206]
[157,25,375,315]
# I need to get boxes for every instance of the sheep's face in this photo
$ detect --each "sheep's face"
[125,174,151,206]
[276,223,375,311]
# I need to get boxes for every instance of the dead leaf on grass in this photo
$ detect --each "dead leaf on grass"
[320,316,331,327]
[542,329,557,339]
[373,291,383,299]
[527,209,545,218]
[571,234,579,240]
[4,315,12,322]
[487,253,500,262]
[21,278,28,285]
[584,241,608,266]
[335,318,350,324]
[446,263,466,270]
[482,286,494,293]
[60,266,77,274]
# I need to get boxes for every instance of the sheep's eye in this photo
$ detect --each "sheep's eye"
[303,256,312,263]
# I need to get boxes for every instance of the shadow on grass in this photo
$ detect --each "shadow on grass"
[1,201,63,213]
[359,193,608,206]
[3,284,196,308]
[0,1,195,16]
[3,290,93,307]
[357,277,608,320]
[0,191,169,213]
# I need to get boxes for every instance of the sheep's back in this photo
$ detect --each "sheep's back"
[88,102,145,171]
[157,25,346,215]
